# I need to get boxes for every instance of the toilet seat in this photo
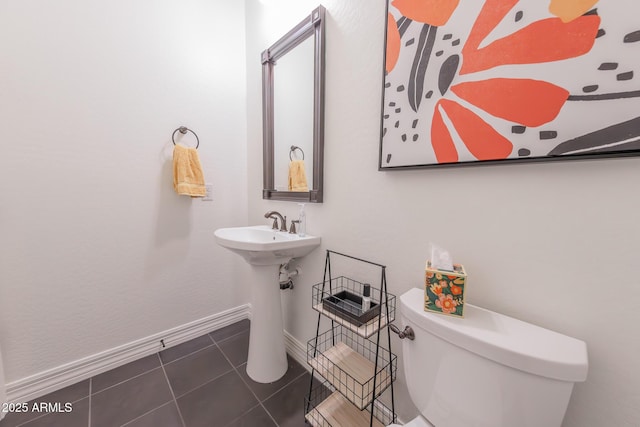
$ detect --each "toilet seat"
[388,415,434,427]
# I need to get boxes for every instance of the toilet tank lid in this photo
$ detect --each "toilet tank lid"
[401,288,588,382]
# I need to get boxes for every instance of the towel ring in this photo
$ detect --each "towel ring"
[290,145,305,161]
[172,126,200,149]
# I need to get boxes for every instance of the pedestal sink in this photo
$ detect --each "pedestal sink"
[214,225,321,383]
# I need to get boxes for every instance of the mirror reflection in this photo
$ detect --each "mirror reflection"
[273,36,314,192]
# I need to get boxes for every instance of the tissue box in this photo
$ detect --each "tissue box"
[424,261,467,317]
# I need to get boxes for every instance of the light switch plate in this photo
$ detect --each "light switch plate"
[202,184,213,201]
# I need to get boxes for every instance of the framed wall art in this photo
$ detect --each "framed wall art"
[379,0,640,169]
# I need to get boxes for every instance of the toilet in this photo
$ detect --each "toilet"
[389,288,588,427]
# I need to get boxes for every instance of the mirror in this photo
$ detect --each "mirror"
[262,6,325,203]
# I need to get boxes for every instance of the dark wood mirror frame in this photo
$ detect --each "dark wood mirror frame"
[261,6,325,203]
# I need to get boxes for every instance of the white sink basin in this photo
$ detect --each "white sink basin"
[214,225,321,266]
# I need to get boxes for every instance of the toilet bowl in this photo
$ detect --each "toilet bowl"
[389,288,588,427]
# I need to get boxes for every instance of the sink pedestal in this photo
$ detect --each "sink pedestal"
[246,264,288,383]
[214,225,320,383]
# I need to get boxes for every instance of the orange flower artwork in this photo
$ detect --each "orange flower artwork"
[392,0,459,26]
[549,0,600,23]
[380,0,640,168]
[386,13,401,73]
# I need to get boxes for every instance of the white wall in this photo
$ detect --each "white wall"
[246,1,640,426]
[0,0,248,385]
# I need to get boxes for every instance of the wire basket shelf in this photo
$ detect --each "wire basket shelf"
[307,324,397,410]
[304,380,396,427]
[312,276,396,338]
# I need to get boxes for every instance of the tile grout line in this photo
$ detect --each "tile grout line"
[160,342,217,366]
[92,365,162,397]
[260,370,308,403]
[118,402,176,427]
[94,331,222,399]
[209,326,250,346]
[216,342,280,427]
[216,342,307,427]
[215,327,313,425]
[158,325,250,367]
[170,365,236,401]
[157,353,187,427]
[221,403,263,427]
[257,371,311,427]
[148,329,250,400]
[114,354,183,427]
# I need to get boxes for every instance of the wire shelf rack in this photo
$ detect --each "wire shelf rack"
[306,250,397,427]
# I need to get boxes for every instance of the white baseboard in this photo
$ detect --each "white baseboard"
[6,304,251,404]
[284,330,308,369]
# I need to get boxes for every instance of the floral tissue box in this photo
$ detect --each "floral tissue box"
[424,261,467,318]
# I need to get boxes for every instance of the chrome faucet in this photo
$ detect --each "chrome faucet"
[264,211,287,232]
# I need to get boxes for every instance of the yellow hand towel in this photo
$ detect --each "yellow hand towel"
[173,143,206,197]
[288,159,309,192]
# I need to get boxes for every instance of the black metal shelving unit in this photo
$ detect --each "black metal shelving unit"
[304,250,397,427]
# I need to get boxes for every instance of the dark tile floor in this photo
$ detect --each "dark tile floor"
[0,320,315,427]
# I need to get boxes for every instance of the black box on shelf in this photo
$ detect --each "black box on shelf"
[322,290,381,327]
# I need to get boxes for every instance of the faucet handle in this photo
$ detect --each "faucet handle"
[289,220,300,234]
[264,211,286,231]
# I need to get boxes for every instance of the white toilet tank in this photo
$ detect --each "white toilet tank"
[399,288,587,427]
